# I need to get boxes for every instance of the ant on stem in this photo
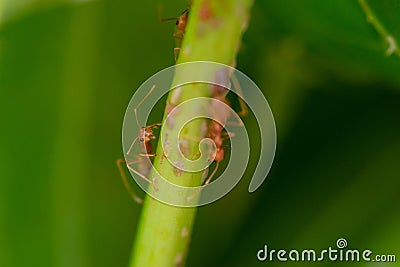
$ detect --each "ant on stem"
[116,85,163,204]
[187,78,248,201]
[161,6,190,60]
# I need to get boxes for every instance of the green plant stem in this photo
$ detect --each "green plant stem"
[129,1,252,266]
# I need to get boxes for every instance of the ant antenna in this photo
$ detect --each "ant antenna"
[161,17,178,22]
[157,3,177,22]
[134,84,156,128]
[127,84,156,155]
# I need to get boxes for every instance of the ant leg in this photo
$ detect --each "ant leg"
[138,153,159,157]
[116,158,144,204]
[179,134,218,161]
[147,123,162,129]
[220,131,235,139]
[126,162,159,193]
[174,47,181,61]
[126,164,150,183]
[117,153,159,198]
[126,154,161,192]
[138,153,165,160]
[172,32,183,41]
[179,134,201,142]
[126,136,138,155]
[187,162,220,202]
[231,74,248,117]
[225,120,243,127]
[203,162,219,186]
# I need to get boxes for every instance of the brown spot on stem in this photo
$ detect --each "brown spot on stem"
[181,227,189,238]
[200,120,209,138]
[174,253,183,267]
[179,138,190,157]
[199,0,213,21]
[163,134,171,157]
[173,160,185,176]
[211,68,230,96]
[170,87,182,105]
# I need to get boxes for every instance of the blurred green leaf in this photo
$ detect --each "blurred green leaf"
[255,0,400,85]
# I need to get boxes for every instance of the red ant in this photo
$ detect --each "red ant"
[203,85,245,184]
[187,79,247,201]
[202,120,231,186]
[161,6,190,60]
[116,85,163,204]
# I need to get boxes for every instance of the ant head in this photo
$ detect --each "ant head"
[138,128,146,143]
[176,10,189,31]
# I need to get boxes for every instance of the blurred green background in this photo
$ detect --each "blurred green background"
[0,0,399,266]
